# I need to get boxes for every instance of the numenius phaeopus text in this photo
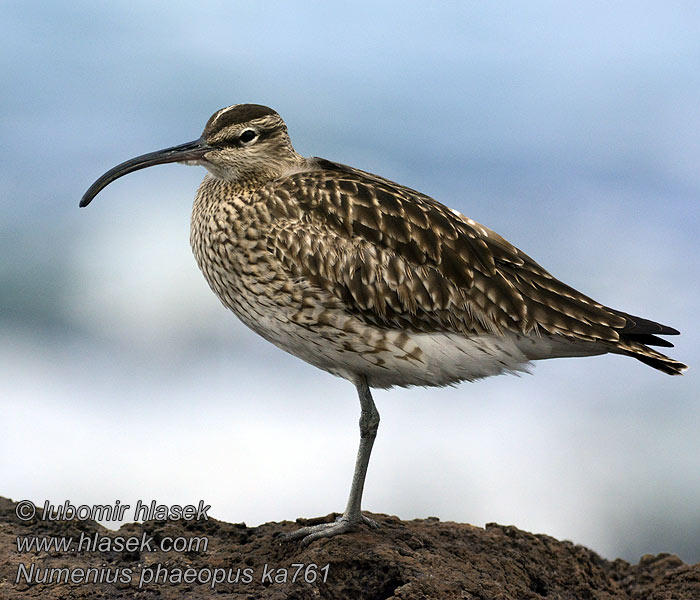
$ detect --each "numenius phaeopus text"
[81,104,687,545]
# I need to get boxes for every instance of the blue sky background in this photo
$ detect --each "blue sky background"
[1,1,699,563]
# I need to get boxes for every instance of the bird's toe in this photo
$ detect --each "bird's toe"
[281,513,378,546]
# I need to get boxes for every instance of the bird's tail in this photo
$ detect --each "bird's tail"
[615,340,688,375]
[611,311,687,375]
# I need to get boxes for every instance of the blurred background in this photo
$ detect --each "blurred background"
[2,1,698,563]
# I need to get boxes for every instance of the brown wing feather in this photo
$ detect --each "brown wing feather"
[264,158,676,349]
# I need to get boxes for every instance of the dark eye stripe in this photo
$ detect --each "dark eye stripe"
[209,125,281,148]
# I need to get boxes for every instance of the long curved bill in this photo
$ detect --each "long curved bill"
[79,138,212,207]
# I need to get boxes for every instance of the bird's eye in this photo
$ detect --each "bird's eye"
[239,129,258,144]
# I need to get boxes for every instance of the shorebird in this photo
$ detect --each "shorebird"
[81,104,687,545]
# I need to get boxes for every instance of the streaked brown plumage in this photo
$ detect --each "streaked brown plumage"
[81,103,687,545]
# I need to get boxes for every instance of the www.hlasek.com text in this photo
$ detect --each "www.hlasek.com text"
[16,531,207,554]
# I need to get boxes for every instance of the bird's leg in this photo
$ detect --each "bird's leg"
[343,375,381,526]
[281,375,380,546]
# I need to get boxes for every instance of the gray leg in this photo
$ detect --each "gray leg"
[282,375,380,546]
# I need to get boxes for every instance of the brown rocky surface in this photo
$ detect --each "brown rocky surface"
[1,496,698,599]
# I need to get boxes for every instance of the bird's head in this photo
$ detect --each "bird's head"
[80,103,300,207]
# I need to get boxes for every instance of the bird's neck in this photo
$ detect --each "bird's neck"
[203,150,308,189]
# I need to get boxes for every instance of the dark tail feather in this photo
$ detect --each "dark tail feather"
[610,310,687,375]
[614,310,680,337]
[625,333,674,348]
[631,353,688,376]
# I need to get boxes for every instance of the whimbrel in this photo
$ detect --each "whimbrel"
[81,104,687,545]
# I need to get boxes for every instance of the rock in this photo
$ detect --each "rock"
[0,496,697,599]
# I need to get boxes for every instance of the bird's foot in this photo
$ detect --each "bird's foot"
[281,513,379,547]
